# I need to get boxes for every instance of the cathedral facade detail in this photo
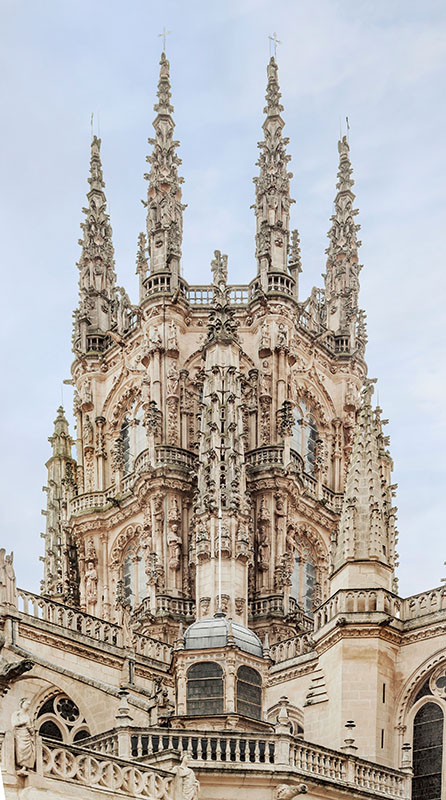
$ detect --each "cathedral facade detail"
[0,52,444,800]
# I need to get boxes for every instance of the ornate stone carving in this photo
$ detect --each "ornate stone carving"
[12,698,35,772]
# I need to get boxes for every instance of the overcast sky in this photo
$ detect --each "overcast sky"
[0,0,445,598]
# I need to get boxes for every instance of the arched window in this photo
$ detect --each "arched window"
[186,662,224,716]
[291,401,318,475]
[412,702,443,800]
[37,693,90,744]
[120,403,145,475]
[237,666,262,720]
[123,544,147,609]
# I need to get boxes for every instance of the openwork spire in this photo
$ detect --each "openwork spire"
[73,137,117,353]
[77,136,116,298]
[323,136,364,348]
[332,380,398,583]
[206,251,238,346]
[41,408,79,605]
[145,52,185,285]
[253,57,294,281]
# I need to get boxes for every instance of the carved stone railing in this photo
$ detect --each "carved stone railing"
[245,446,284,468]
[133,631,173,663]
[40,738,174,798]
[187,284,249,306]
[16,588,121,646]
[84,727,409,798]
[248,596,313,631]
[269,634,314,663]
[401,587,446,620]
[314,589,403,631]
[70,491,110,515]
[155,446,198,471]
[156,595,195,618]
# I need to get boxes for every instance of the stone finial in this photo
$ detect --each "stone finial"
[144,52,185,282]
[253,57,295,277]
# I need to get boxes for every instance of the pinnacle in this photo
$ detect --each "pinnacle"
[264,56,284,116]
[154,51,174,115]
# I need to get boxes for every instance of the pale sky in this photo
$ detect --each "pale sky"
[0,0,445,598]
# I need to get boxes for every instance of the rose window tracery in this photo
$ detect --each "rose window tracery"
[37,693,90,744]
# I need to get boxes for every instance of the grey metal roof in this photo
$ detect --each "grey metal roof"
[184,614,263,657]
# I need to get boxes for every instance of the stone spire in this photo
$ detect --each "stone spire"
[135,231,149,301]
[331,381,398,592]
[145,52,185,288]
[72,136,117,354]
[323,136,365,351]
[41,407,79,605]
[253,57,294,287]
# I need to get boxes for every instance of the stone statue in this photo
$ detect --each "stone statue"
[0,551,17,607]
[12,698,35,772]
[172,753,200,800]
[168,525,182,571]
[167,362,179,396]
[83,414,94,447]
[167,320,178,350]
[85,561,98,603]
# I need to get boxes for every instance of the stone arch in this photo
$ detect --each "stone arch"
[110,524,143,570]
[291,371,336,429]
[102,377,143,431]
[286,522,329,612]
[396,648,446,730]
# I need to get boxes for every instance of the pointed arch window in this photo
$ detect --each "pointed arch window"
[37,693,90,744]
[120,403,145,475]
[291,401,318,475]
[412,701,443,800]
[290,555,316,616]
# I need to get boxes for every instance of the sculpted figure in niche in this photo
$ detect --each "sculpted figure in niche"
[83,415,94,447]
[167,362,179,396]
[85,561,98,604]
[173,753,200,800]
[258,529,270,571]
[168,524,182,571]
[167,320,178,351]
[12,698,35,772]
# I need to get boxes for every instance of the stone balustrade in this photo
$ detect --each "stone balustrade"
[84,727,409,799]
[40,738,174,798]
[401,586,446,619]
[314,588,402,631]
[155,445,198,471]
[187,284,249,306]
[245,445,284,468]
[16,588,121,646]
[133,631,173,663]
[269,634,313,663]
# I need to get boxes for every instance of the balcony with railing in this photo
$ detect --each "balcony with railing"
[83,726,410,799]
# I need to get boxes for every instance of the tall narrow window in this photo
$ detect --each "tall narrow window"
[412,702,443,800]
[123,546,147,609]
[120,403,145,475]
[187,662,224,716]
[291,401,318,475]
[237,666,262,720]
[290,555,316,616]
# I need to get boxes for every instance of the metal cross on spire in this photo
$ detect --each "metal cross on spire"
[268,32,281,58]
[158,27,172,52]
